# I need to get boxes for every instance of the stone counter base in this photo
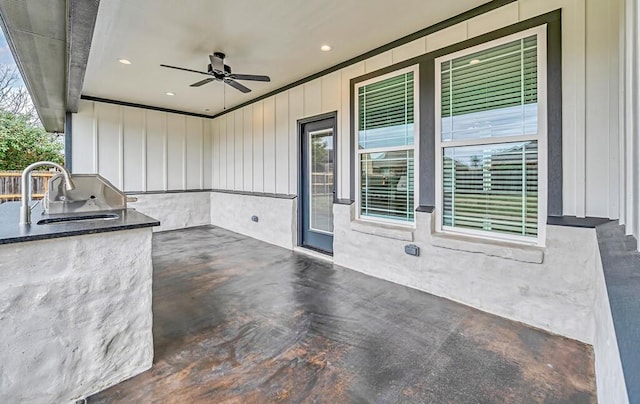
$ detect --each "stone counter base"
[0,228,154,403]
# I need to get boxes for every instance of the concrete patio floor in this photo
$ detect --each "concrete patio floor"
[88,226,596,403]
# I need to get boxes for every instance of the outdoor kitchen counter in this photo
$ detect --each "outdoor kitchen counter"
[0,201,159,244]
[0,202,159,403]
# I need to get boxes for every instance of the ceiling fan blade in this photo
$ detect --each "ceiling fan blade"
[209,53,225,73]
[160,64,211,76]
[190,78,216,87]
[230,74,271,82]
[224,78,251,93]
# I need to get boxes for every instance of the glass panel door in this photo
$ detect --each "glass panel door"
[309,129,334,234]
[299,115,336,254]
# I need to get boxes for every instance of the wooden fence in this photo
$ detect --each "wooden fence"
[0,171,55,203]
[311,172,334,196]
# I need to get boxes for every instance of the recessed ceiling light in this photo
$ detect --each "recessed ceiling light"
[165,92,175,96]
[118,58,132,65]
[469,59,481,65]
[320,45,332,52]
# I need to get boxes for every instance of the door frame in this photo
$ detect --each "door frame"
[297,111,338,253]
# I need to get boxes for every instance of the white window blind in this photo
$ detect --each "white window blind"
[357,69,416,223]
[437,30,545,243]
[441,36,537,135]
[442,141,538,237]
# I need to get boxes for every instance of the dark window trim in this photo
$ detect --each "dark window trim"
[350,10,563,221]
[353,66,420,223]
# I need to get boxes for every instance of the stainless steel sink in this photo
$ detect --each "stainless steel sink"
[44,174,128,214]
[36,213,120,225]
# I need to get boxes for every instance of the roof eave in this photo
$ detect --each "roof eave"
[0,0,99,133]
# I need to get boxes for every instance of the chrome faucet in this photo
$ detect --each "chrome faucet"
[20,161,75,225]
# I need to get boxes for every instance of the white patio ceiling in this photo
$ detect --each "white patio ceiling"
[83,0,491,116]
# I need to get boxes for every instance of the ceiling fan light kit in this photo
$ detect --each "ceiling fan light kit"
[160,52,270,93]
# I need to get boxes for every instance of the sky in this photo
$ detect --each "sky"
[0,31,12,63]
[0,29,25,86]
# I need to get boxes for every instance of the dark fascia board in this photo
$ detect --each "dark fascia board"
[81,95,213,119]
[67,0,100,113]
[125,189,297,200]
[125,189,214,195]
[211,189,297,199]
[547,215,612,228]
[78,0,517,121]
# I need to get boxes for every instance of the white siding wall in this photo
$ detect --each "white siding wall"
[72,102,212,192]
[586,0,621,218]
[122,108,145,192]
[71,0,628,222]
[203,0,623,219]
[206,75,344,196]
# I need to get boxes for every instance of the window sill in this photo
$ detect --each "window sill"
[350,220,414,241]
[430,232,544,264]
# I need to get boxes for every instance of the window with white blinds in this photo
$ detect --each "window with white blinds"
[436,27,546,244]
[356,67,418,223]
[442,142,538,237]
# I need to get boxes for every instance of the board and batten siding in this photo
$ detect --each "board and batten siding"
[208,77,340,197]
[72,0,624,221]
[72,101,212,193]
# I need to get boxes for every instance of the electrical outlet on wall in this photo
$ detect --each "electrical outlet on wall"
[404,244,419,256]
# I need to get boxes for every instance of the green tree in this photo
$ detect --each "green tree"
[311,137,328,172]
[0,64,61,170]
[0,111,63,170]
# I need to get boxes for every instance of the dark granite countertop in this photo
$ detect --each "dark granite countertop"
[0,202,160,245]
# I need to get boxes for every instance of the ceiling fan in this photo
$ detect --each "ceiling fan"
[160,52,270,93]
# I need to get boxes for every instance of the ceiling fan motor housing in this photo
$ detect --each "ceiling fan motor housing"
[207,64,231,75]
[210,52,227,74]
